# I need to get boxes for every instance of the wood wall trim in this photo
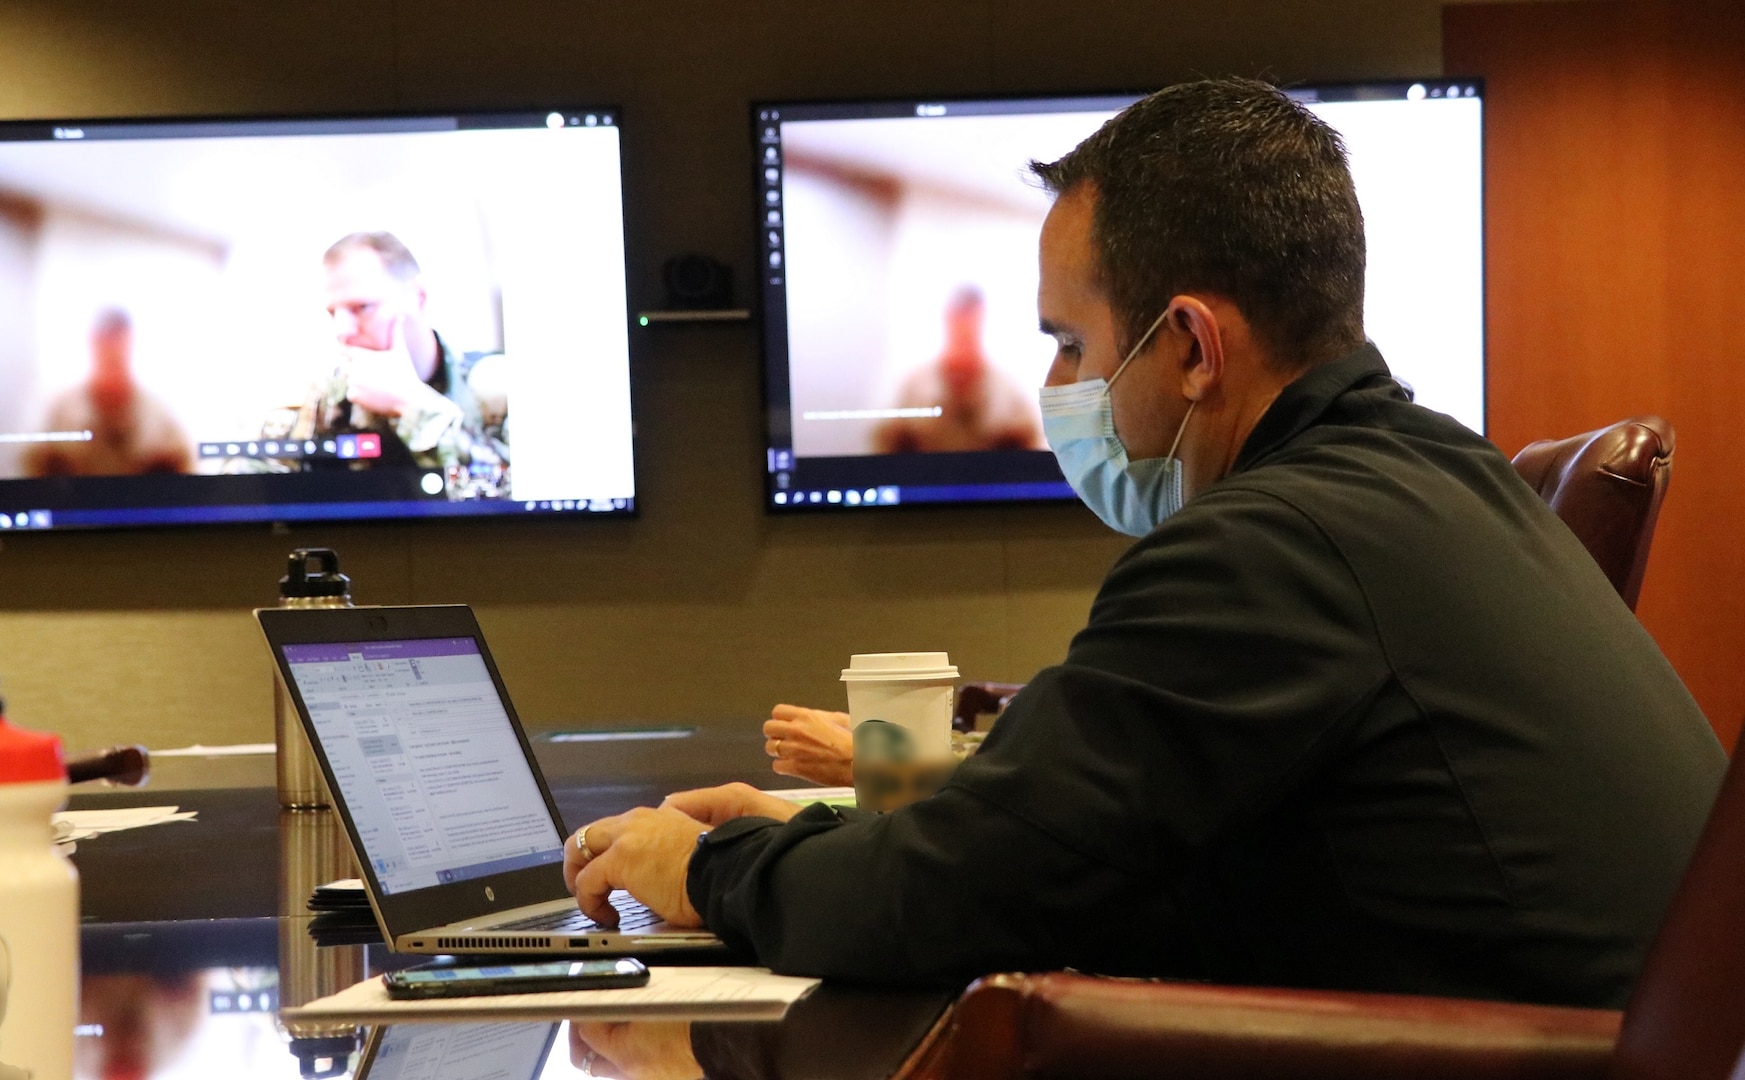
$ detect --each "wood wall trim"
[1446,0,1745,746]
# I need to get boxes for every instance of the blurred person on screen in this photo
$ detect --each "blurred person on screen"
[23,308,194,477]
[247,231,509,498]
[871,286,1044,454]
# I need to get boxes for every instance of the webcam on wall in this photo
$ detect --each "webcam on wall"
[662,254,734,309]
[638,255,752,325]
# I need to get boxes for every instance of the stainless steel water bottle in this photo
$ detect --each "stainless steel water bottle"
[274,548,352,809]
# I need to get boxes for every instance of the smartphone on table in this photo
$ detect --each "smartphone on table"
[383,958,650,999]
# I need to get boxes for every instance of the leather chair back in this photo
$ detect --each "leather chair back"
[1606,724,1745,1080]
[1511,417,1674,610]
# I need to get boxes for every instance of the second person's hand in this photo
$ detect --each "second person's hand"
[763,704,854,786]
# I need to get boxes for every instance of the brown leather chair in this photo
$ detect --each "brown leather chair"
[899,724,1745,1080]
[954,682,1026,732]
[1511,417,1675,611]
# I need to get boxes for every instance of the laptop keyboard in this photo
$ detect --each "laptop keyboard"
[497,893,662,934]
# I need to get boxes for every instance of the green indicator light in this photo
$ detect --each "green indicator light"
[638,316,649,326]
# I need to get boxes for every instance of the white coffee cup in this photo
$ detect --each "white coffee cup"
[840,652,959,760]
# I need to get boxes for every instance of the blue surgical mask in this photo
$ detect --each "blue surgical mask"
[1040,310,1196,537]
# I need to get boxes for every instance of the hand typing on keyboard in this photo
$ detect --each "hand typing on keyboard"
[565,806,708,930]
[499,894,662,933]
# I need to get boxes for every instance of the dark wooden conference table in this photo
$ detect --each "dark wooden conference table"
[67,727,954,1079]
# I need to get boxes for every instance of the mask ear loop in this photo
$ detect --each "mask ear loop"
[1107,308,1173,389]
[1166,400,1196,458]
[1108,306,1195,457]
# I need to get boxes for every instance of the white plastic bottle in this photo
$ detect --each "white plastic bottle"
[0,714,79,1080]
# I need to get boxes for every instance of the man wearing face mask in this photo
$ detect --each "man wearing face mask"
[563,79,1724,1007]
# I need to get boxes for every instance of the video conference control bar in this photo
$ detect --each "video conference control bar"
[773,486,900,508]
[198,434,384,462]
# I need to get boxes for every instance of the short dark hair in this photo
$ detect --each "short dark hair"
[1031,78,1366,368]
[324,231,422,282]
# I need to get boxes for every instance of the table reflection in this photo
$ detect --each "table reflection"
[70,743,947,1079]
[77,918,946,1080]
[363,1024,558,1078]
[568,1021,698,1080]
[280,809,368,1077]
[79,965,297,1078]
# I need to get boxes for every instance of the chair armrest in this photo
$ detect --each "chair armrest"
[914,973,1620,1080]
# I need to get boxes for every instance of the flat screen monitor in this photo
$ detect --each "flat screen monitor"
[756,80,1485,511]
[0,107,635,530]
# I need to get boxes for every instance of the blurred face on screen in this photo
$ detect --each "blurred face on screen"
[940,292,989,399]
[89,318,137,413]
[91,323,133,380]
[324,246,428,352]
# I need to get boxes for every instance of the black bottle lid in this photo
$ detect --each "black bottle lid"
[289,1033,360,1079]
[279,548,351,599]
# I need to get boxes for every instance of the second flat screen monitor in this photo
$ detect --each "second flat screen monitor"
[758,81,1485,511]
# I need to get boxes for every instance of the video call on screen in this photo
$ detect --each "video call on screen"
[758,81,1485,511]
[0,109,635,530]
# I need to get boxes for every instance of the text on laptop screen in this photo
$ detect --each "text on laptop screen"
[368,1022,557,1080]
[0,109,634,531]
[283,636,564,895]
[756,80,1484,510]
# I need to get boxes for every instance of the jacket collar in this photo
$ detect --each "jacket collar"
[1230,342,1393,473]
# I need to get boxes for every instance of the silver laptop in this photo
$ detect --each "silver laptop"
[257,603,723,956]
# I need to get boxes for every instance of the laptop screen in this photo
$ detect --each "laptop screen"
[365,1022,558,1080]
[283,635,566,895]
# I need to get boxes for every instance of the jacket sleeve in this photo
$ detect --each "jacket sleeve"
[687,791,1173,986]
[687,486,1388,984]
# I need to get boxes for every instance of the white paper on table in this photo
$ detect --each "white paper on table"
[151,743,277,757]
[54,805,198,843]
[763,786,857,804]
[283,966,820,1024]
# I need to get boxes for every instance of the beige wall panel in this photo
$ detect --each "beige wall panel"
[0,2,397,116]
[0,527,414,611]
[0,609,272,750]
[474,587,1014,730]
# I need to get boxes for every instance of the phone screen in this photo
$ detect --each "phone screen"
[385,958,649,998]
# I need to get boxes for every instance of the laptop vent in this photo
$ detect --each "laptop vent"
[436,936,551,950]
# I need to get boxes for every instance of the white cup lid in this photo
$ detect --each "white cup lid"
[841,652,959,682]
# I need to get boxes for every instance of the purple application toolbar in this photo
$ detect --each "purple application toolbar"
[282,637,480,664]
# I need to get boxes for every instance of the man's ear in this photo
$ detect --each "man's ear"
[1168,296,1225,402]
